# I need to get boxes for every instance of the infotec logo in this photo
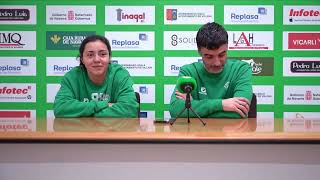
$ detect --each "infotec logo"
[105,6,155,25]
[283,6,320,25]
[133,84,155,103]
[284,86,320,104]
[46,31,95,50]
[224,5,274,24]
[106,32,154,51]
[283,57,320,76]
[0,57,36,76]
[0,110,36,132]
[0,31,36,50]
[283,32,320,50]
[164,5,214,25]
[228,31,273,50]
[164,31,197,50]
[0,83,36,102]
[46,5,96,25]
[0,6,36,24]
[238,57,274,76]
[164,57,200,76]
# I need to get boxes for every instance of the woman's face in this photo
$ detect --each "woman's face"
[82,40,110,78]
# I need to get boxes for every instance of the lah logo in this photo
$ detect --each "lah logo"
[234,32,253,47]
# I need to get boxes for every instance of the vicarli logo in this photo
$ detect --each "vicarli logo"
[288,32,320,49]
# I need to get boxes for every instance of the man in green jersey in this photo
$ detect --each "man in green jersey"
[169,22,252,118]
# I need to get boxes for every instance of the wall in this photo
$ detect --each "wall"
[0,0,319,130]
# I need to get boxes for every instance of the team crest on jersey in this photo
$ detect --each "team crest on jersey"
[224,81,230,89]
[83,93,110,102]
[199,87,207,95]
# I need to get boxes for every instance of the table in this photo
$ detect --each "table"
[1,117,320,180]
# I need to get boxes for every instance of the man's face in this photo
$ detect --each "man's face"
[199,44,228,74]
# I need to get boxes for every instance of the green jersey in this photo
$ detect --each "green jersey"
[54,64,138,118]
[169,59,252,118]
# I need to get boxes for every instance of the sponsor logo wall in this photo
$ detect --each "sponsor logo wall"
[0,1,319,130]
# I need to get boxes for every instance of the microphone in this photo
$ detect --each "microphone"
[176,76,197,94]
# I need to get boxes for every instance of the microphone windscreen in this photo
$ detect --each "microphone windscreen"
[176,76,197,93]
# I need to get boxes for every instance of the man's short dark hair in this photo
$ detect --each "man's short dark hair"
[196,22,228,50]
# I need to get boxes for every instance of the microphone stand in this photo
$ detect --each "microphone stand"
[169,90,206,126]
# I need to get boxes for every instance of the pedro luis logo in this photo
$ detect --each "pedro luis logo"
[46,31,95,50]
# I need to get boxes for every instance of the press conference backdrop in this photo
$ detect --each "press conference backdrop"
[0,0,319,131]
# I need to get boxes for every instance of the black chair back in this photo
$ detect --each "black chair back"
[135,92,140,118]
[248,93,257,118]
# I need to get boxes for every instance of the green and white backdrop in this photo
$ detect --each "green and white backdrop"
[0,0,319,131]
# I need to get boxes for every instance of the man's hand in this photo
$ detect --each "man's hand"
[175,90,193,100]
[222,97,250,118]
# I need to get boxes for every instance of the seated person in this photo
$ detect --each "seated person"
[54,35,138,118]
[169,22,252,118]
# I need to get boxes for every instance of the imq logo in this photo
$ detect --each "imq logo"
[46,31,95,50]
[0,32,24,47]
[0,31,36,50]
[238,57,274,76]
